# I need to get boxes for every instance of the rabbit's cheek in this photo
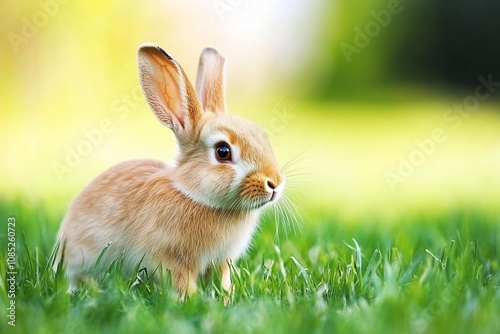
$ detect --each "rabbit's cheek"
[202,164,236,195]
[174,161,238,208]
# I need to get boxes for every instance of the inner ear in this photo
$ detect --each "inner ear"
[138,44,202,138]
[196,48,226,114]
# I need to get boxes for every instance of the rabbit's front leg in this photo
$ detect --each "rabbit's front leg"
[171,268,197,300]
[221,259,234,304]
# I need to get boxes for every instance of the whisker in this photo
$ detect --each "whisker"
[284,169,317,177]
[281,153,309,173]
[285,181,315,188]
[218,196,246,224]
[284,182,316,193]
[274,202,287,241]
[281,195,302,234]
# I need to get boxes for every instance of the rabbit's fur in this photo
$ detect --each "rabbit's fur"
[54,44,285,298]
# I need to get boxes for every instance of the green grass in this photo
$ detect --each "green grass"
[1,200,499,334]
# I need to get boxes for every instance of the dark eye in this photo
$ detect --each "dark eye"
[215,142,232,162]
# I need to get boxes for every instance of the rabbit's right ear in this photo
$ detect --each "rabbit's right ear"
[138,44,202,140]
[196,48,226,114]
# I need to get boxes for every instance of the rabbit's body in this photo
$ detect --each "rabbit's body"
[55,44,285,297]
[61,159,259,293]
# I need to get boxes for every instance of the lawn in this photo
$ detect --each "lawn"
[1,200,499,334]
[2,97,500,334]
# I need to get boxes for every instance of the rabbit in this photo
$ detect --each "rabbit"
[53,43,285,298]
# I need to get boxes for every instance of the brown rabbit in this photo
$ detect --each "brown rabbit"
[54,44,285,298]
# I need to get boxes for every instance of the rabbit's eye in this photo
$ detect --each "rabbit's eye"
[215,142,232,162]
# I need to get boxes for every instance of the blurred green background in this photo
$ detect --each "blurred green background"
[2,0,500,220]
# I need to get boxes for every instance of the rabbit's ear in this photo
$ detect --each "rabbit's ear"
[196,48,226,114]
[138,44,201,139]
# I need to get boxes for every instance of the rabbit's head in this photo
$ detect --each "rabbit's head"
[138,44,284,211]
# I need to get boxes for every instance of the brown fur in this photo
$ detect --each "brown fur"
[54,44,285,298]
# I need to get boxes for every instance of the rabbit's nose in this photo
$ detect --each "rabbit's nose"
[265,179,280,201]
[267,179,277,190]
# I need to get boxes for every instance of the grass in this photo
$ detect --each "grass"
[1,200,499,334]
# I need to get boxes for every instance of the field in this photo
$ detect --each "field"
[1,199,499,334]
[1,100,500,334]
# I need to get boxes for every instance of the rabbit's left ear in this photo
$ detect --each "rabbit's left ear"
[137,44,202,141]
[196,48,226,114]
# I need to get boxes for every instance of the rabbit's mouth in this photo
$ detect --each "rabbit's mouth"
[242,199,271,211]
[269,190,278,202]
[254,192,280,209]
